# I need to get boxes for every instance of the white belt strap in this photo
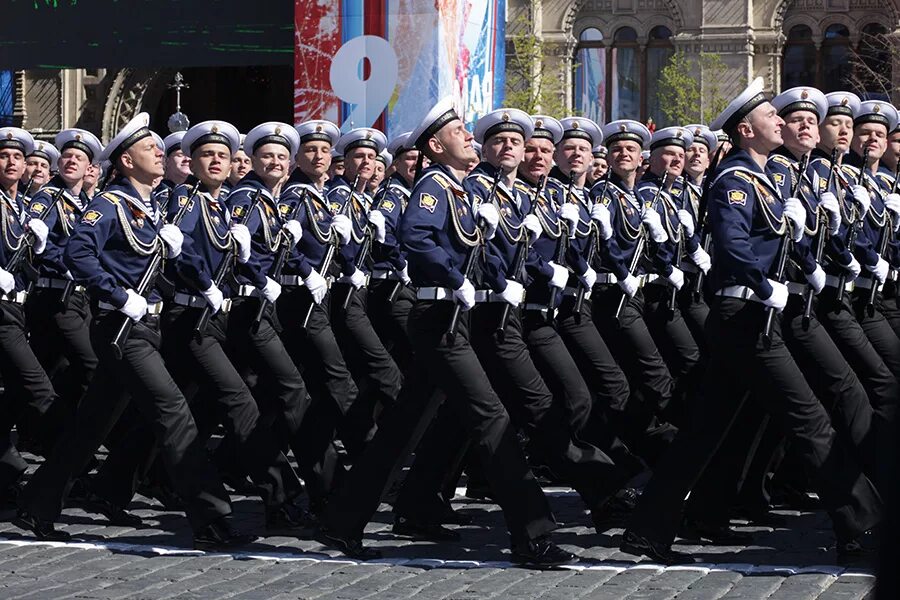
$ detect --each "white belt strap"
[416,287,454,301]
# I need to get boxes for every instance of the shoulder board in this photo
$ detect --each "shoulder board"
[99,192,120,205]
[732,170,754,184]
[768,154,793,168]
[430,172,453,190]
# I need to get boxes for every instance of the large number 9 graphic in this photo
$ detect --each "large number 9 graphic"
[330,35,399,131]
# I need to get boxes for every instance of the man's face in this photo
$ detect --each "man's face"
[818,115,853,154]
[296,141,332,180]
[165,148,191,179]
[368,161,386,190]
[590,156,608,181]
[343,146,376,183]
[743,102,784,152]
[885,131,900,170]
[430,120,478,171]
[608,140,642,177]
[649,145,685,179]
[553,137,592,176]
[520,138,554,183]
[0,148,25,189]
[83,163,100,188]
[684,143,709,179]
[24,156,51,187]
[121,137,165,180]
[229,149,251,184]
[58,148,90,185]
[395,149,419,184]
[251,143,290,186]
[851,123,888,161]
[328,160,344,179]
[191,143,231,187]
[781,111,820,155]
[483,132,526,173]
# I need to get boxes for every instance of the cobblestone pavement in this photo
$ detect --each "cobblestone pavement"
[0,453,878,599]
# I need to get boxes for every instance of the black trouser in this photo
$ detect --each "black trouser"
[329,283,403,457]
[367,279,415,374]
[522,306,646,479]
[850,287,900,381]
[628,297,881,546]
[641,282,704,428]
[677,270,710,354]
[0,299,58,488]
[323,300,557,544]
[276,286,355,507]
[465,303,628,509]
[25,288,97,430]
[590,285,677,463]
[18,311,232,530]
[879,280,900,336]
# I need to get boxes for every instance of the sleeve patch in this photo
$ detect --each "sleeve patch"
[30,201,47,215]
[773,173,785,187]
[419,193,438,213]
[728,190,748,206]
[329,201,342,215]
[278,203,291,216]
[81,209,103,226]
[380,199,396,212]
[231,205,246,219]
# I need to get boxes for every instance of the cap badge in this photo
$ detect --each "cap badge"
[801,90,809,99]
[535,119,543,128]
[572,121,580,129]
[502,112,510,122]
[5,133,12,140]
[275,126,282,135]
[874,104,881,113]
[841,97,849,106]
[211,125,219,133]
[75,134,82,141]
[619,124,627,132]
[315,125,323,133]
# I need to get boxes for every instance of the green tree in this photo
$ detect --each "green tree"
[658,52,729,125]
[504,14,568,118]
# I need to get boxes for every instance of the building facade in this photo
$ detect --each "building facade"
[1,0,898,142]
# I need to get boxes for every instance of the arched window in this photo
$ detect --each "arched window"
[0,72,13,127]
[646,26,674,126]
[858,23,891,99]
[782,25,816,89]
[610,27,640,120]
[574,28,606,124]
[822,24,852,93]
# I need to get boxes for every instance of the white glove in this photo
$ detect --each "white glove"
[303,269,328,304]
[331,214,352,245]
[453,278,476,311]
[27,218,48,255]
[201,282,224,313]
[548,261,568,290]
[818,192,841,235]
[783,197,806,243]
[499,279,525,306]
[477,203,499,241]
[676,209,695,238]
[521,214,542,243]
[120,289,148,322]
[806,265,826,295]
[590,203,613,241]
[868,257,889,283]
[348,268,367,289]
[666,267,684,290]
[688,247,712,274]
[559,203,580,234]
[885,193,900,231]
[230,224,252,264]
[282,219,303,245]
[845,256,862,282]
[262,276,282,303]
[851,185,870,217]
[618,274,639,298]
[762,280,788,312]
[159,223,184,258]
[0,268,14,294]
[641,208,668,243]
[579,266,597,290]
[399,265,411,285]
[367,210,386,243]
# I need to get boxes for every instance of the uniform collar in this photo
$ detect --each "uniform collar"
[106,176,159,222]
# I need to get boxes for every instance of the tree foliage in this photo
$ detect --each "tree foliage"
[504,14,568,118]
[658,52,729,125]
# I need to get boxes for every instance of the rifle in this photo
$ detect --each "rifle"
[341,178,391,311]
[667,175,683,317]
[836,146,869,303]
[111,178,202,359]
[762,154,808,347]
[4,185,66,279]
[690,145,726,301]
[574,174,611,322]
[251,189,305,331]
[495,175,545,338]
[548,171,576,318]
[193,189,263,341]
[446,167,500,345]
[865,161,899,313]
[802,148,839,328]
[615,172,669,323]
